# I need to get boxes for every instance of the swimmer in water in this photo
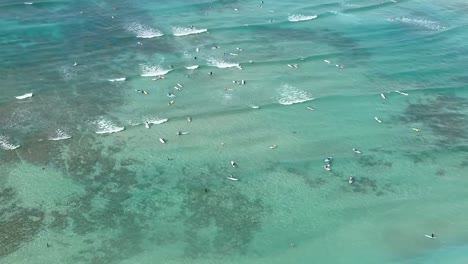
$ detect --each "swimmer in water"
[209,71,213,75]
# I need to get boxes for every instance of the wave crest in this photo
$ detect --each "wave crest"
[172,27,207,37]
[94,118,125,134]
[277,84,314,105]
[207,58,241,69]
[389,17,446,31]
[48,129,72,141]
[127,23,163,38]
[288,14,317,22]
[140,64,172,77]
[0,135,20,150]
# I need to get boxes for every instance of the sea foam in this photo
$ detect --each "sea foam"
[94,118,125,134]
[48,129,72,141]
[127,23,163,38]
[288,14,318,22]
[277,84,314,105]
[146,118,168,125]
[108,77,126,82]
[140,64,172,77]
[389,17,446,31]
[207,58,241,69]
[0,135,20,150]
[172,27,207,37]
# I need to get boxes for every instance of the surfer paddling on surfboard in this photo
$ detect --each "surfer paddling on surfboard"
[425,233,436,239]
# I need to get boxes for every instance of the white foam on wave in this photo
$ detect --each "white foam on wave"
[108,77,126,82]
[0,135,20,150]
[94,118,125,134]
[48,129,72,141]
[340,2,360,8]
[277,84,314,105]
[185,65,199,70]
[127,23,163,38]
[388,17,446,31]
[288,14,318,22]
[140,64,172,77]
[207,58,241,69]
[172,27,207,37]
[146,118,168,125]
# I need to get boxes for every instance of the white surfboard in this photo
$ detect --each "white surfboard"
[395,90,409,96]
[374,117,382,123]
[16,93,33,100]
[425,234,436,239]
[159,138,166,144]
[380,93,386,99]
[227,175,239,181]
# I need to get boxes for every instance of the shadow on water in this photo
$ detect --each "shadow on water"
[400,95,468,146]
[2,132,269,262]
[0,188,45,258]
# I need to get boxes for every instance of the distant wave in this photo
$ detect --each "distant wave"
[277,84,314,105]
[140,64,172,77]
[207,58,241,69]
[340,2,360,8]
[388,17,446,31]
[48,129,72,141]
[127,23,163,38]
[185,65,199,70]
[288,14,318,22]
[0,135,20,150]
[94,118,125,134]
[172,27,207,37]
[108,77,126,82]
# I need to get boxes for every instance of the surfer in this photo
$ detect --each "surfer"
[324,157,333,163]
[431,233,435,238]
[209,71,213,75]
[324,164,331,171]
[187,117,192,122]
[349,177,354,184]
[231,161,237,168]
[145,121,150,129]
[204,188,209,193]
[241,80,246,85]
[352,148,362,154]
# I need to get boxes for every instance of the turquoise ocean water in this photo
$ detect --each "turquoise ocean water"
[1,0,468,263]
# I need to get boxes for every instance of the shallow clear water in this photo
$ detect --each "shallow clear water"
[1,0,468,263]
